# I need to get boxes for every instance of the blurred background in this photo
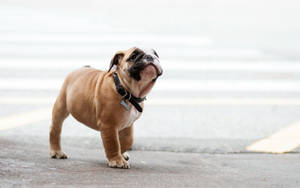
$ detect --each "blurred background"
[1,0,300,153]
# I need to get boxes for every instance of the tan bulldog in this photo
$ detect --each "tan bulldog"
[49,47,163,169]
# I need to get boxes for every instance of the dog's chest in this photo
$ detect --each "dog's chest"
[119,107,141,130]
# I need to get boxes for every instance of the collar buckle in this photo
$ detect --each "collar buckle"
[120,89,127,99]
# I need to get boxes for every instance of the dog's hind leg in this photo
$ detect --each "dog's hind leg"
[49,91,69,159]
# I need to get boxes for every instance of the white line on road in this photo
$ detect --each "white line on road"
[0,97,55,105]
[165,61,300,72]
[2,78,299,91]
[246,121,300,153]
[0,107,51,131]
[0,34,213,46]
[1,97,300,132]
[0,46,263,58]
[0,59,107,69]
[155,80,300,92]
[1,59,300,73]
[1,97,300,106]
[147,98,300,106]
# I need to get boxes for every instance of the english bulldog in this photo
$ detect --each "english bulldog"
[49,47,163,169]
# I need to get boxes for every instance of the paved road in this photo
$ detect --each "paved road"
[1,131,300,187]
[1,1,300,187]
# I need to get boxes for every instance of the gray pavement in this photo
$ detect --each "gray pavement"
[1,128,300,188]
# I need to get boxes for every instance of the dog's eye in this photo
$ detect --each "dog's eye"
[128,53,137,61]
[131,54,137,60]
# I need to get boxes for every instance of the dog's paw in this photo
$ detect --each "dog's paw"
[122,152,130,161]
[50,150,68,159]
[109,155,130,169]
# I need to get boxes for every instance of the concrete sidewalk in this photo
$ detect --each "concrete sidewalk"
[1,135,300,188]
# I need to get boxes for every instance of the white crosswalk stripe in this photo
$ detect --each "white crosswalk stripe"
[0,34,213,46]
[1,78,300,92]
[1,59,300,72]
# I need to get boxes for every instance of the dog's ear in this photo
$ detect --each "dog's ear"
[108,51,125,72]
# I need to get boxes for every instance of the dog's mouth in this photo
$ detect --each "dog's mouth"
[128,61,163,82]
[144,63,163,82]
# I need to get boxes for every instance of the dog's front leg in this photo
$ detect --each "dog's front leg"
[101,127,130,169]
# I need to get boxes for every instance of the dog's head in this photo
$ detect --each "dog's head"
[108,47,163,98]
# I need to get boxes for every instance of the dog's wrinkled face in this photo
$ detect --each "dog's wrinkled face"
[126,48,162,81]
[109,47,163,97]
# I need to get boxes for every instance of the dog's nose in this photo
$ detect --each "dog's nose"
[144,55,154,62]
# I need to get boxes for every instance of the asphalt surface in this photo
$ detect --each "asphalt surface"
[1,128,300,188]
[1,0,300,187]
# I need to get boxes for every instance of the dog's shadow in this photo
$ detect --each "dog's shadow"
[69,157,187,175]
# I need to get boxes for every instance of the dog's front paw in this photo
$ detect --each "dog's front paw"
[109,155,130,169]
[50,150,68,159]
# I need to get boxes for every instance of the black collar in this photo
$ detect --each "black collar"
[113,72,146,112]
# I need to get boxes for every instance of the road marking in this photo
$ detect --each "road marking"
[147,98,300,106]
[165,61,300,72]
[0,97,55,105]
[246,121,300,153]
[155,80,300,92]
[1,59,300,73]
[1,47,262,58]
[2,78,300,91]
[0,34,213,46]
[1,97,300,106]
[0,107,51,131]
[0,59,108,70]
